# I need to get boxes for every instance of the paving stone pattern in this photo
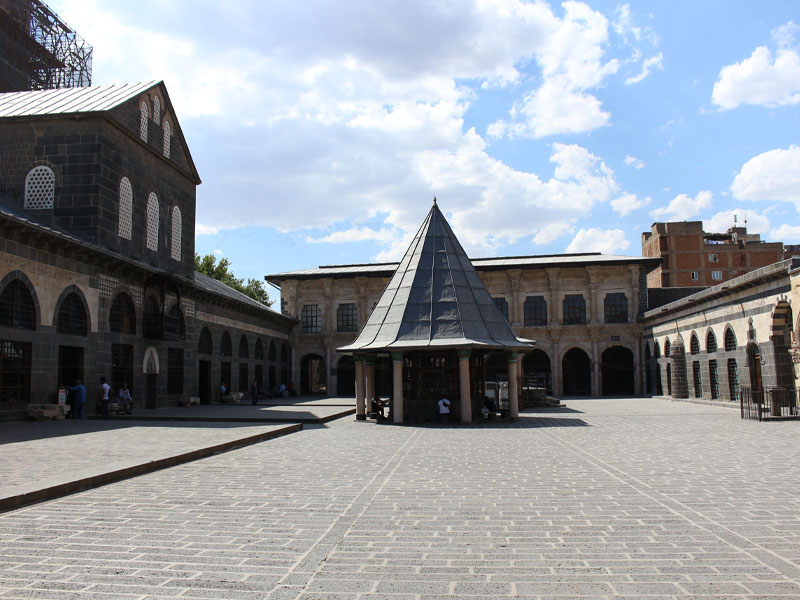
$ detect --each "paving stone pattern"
[3,398,800,598]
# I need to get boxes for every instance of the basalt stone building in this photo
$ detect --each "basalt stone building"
[0,82,294,420]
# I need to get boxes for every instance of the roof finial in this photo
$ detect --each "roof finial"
[433,195,437,206]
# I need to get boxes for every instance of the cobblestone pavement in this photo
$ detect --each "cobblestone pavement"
[2,397,800,599]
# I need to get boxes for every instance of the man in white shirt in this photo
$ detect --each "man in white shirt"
[438,396,451,423]
[99,377,112,419]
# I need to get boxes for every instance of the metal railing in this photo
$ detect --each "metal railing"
[740,386,799,421]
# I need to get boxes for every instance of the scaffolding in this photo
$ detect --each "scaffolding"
[0,0,92,92]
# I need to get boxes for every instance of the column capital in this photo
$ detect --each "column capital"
[507,351,518,362]
[390,351,404,362]
[365,354,376,365]
[353,353,367,363]
[457,349,472,360]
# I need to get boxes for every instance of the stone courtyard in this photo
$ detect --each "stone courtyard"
[2,398,800,598]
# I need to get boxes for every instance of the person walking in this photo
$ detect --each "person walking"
[65,379,86,420]
[251,379,260,405]
[99,377,112,419]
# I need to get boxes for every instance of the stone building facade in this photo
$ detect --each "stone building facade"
[0,82,294,420]
[268,253,660,400]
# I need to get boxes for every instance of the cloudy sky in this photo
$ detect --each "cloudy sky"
[53,0,800,294]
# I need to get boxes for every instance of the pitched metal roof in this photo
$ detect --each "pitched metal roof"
[0,82,158,117]
[339,202,532,352]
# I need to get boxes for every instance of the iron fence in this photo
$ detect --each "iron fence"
[740,386,799,421]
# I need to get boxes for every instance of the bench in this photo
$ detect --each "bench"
[178,396,201,407]
[28,403,70,421]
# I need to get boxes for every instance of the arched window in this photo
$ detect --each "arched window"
[199,327,213,355]
[269,340,276,361]
[707,330,718,353]
[168,304,185,340]
[146,193,159,251]
[653,340,661,358]
[140,101,149,141]
[690,333,700,355]
[163,120,171,158]
[664,338,671,357]
[109,293,136,335]
[118,177,133,239]
[255,339,264,360]
[239,335,249,358]
[56,292,88,336]
[724,328,737,352]
[281,342,289,363]
[24,166,55,209]
[0,280,36,330]
[171,205,182,260]
[221,331,232,357]
[153,96,160,122]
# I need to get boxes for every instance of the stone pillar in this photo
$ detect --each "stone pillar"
[365,356,375,402]
[634,338,642,395]
[508,352,519,419]
[458,349,472,423]
[354,355,366,420]
[592,339,600,397]
[516,352,524,403]
[391,352,404,424]
[552,339,561,397]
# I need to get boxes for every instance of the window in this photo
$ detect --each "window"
[170,205,182,260]
[163,120,171,158]
[523,296,547,326]
[268,340,276,361]
[562,295,586,325]
[604,293,628,324]
[692,362,702,397]
[707,330,717,353]
[0,340,31,404]
[146,193,159,251]
[198,328,213,355]
[712,271,722,280]
[664,338,671,357]
[337,303,358,332]
[0,280,36,330]
[153,96,160,122]
[118,177,132,239]
[493,298,509,322]
[239,335,249,358]
[140,101,149,142]
[167,304,185,340]
[56,293,88,336]
[690,272,699,281]
[709,254,719,263]
[724,328,737,352]
[255,339,264,360]
[281,343,289,362]
[167,347,184,394]
[109,293,136,335]
[24,166,55,209]
[690,333,700,355]
[301,305,322,333]
[221,331,232,357]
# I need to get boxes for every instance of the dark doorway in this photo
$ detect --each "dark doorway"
[239,362,249,393]
[145,373,157,409]
[523,350,552,394]
[198,360,211,404]
[336,356,355,397]
[375,356,393,397]
[301,354,326,394]
[403,352,459,422]
[601,346,635,396]
[747,343,762,392]
[255,364,263,391]
[58,346,84,391]
[268,366,276,390]
[562,348,591,396]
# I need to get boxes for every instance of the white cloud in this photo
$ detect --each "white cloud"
[624,154,645,169]
[306,227,391,244]
[195,224,221,235]
[712,21,800,109]
[532,223,574,245]
[731,145,800,209]
[625,52,663,84]
[611,193,650,217]
[565,228,630,254]
[651,191,713,221]
[771,224,800,242]
[704,210,770,235]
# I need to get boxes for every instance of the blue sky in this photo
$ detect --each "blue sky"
[53,0,800,303]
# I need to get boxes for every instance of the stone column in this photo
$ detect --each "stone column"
[365,356,375,402]
[546,268,560,326]
[458,349,472,423]
[634,338,642,395]
[508,351,519,419]
[592,339,600,397]
[391,352,404,424]
[552,338,561,397]
[516,352,524,403]
[354,355,366,420]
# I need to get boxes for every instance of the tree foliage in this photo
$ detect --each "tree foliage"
[194,253,273,307]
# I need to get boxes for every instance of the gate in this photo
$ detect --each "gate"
[740,386,800,421]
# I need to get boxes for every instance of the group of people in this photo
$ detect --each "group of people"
[63,377,131,420]
[220,381,296,405]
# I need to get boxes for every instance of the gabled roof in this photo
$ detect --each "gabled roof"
[339,201,532,352]
[0,82,158,116]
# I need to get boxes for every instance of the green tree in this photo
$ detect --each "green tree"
[194,253,273,307]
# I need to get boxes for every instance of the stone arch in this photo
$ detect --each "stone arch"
[523,349,552,395]
[220,331,232,357]
[562,347,591,396]
[724,326,737,352]
[771,301,795,388]
[199,327,213,355]
[670,336,688,399]
[690,332,700,355]
[601,345,635,396]
[54,285,90,336]
[238,334,249,359]
[0,270,39,330]
[143,346,159,374]
[109,291,137,335]
[706,329,718,353]
[301,353,326,394]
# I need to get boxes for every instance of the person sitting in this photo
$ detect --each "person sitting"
[371,396,388,420]
[481,396,498,419]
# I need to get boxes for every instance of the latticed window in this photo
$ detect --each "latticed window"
[221,332,232,357]
[118,177,133,239]
[146,193,159,251]
[170,205,181,260]
[140,101,149,141]
[109,293,136,335]
[523,296,547,326]
[0,340,31,404]
[0,280,36,330]
[653,341,661,358]
[690,333,700,355]
[724,328,737,352]
[301,305,322,333]
[493,298,509,322]
[163,121,171,158]
[604,293,628,323]
[24,166,55,209]
[337,303,357,332]
[57,293,88,336]
[168,304,185,340]
[153,96,160,122]
[167,347,184,394]
[664,338,671,357]
[239,335,249,358]
[707,330,718,353]
[563,294,586,325]
[198,328,213,355]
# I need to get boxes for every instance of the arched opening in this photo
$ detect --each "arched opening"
[724,327,738,401]
[238,335,249,359]
[562,348,591,396]
[268,340,276,361]
[336,355,355,397]
[0,278,36,405]
[670,338,688,399]
[301,354,326,394]
[523,349,552,395]
[601,346,634,396]
[747,342,762,392]
[198,328,213,355]
[166,304,185,340]
[771,301,795,389]
[56,290,88,390]
[0,279,36,330]
[109,293,136,335]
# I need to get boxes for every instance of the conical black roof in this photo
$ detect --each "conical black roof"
[339,201,532,352]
